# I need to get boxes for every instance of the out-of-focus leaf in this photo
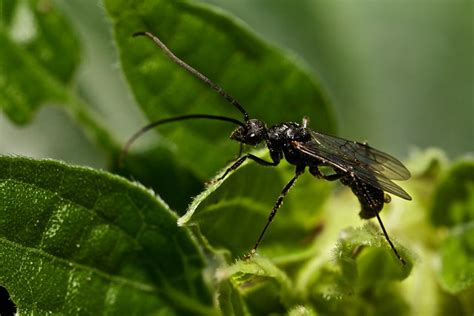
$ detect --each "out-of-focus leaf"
[104,0,335,179]
[0,29,67,124]
[0,0,118,159]
[114,145,203,214]
[0,0,17,26]
[431,160,474,227]
[287,305,317,316]
[11,0,81,82]
[0,0,80,124]
[217,257,293,315]
[216,279,250,316]
[179,149,332,258]
[0,156,214,315]
[332,224,412,293]
[405,148,448,179]
[429,158,474,296]
[438,223,474,294]
[300,224,411,315]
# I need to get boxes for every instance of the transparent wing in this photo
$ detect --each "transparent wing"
[292,130,412,200]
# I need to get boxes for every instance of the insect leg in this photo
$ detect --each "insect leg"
[321,173,343,181]
[246,165,305,258]
[217,154,279,181]
[374,212,406,265]
[309,166,342,181]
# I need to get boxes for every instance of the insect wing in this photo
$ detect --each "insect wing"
[312,131,410,180]
[292,131,412,200]
[350,166,412,200]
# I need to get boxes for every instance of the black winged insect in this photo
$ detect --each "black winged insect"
[122,31,412,264]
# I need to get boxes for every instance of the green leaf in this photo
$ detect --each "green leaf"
[431,159,474,227]
[329,224,412,293]
[0,0,118,156]
[217,257,293,315]
[115,145,204,214]
[104,0,335,179]
[297,224,412,315]
[0,29,68,124]
[344,225,412,288]
[287,305,317,316]
[0,0,17,27]
[0,238,174,315]
[0,156,214,314]
[428,158,474,299]
[215,278,250,316]
[438,223,474,293]
[11,0,81,83]
[179,149,332,258]
[0,0,80,124]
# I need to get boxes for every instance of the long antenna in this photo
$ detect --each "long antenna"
[134,31,250,121]
[119,114,244,166]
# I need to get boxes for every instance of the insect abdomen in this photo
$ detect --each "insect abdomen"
[341,175,385,219]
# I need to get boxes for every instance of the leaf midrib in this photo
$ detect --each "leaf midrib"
[3,177,145,251]
[0,237,157,293]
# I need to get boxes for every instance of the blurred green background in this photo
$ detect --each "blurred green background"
[0,0,472,165]
[0,1,473,314]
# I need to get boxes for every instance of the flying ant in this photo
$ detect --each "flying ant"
[122,31,412,264]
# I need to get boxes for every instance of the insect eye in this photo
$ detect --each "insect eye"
[250,133,256,137]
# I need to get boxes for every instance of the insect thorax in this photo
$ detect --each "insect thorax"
[267,122,311,165]
[267,122,310,143]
